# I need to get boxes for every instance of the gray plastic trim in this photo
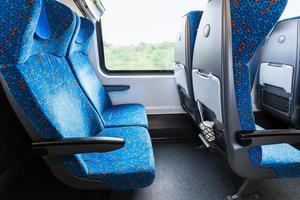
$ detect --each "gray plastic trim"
[261,19,298,66]
[259,63,294,94]
[192,69,222,122]
[174,63,189,96]
[193,0,223,78]
[45,157,109,190]
[103,85,130,92]
[174,17,188,66]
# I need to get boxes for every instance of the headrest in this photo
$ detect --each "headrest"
[174,11,202,65]
[68,17,95,55]
[33,0,76,58]
[231,0,287,64]
[0,0,76,65]
[35,0,50,40]
[0,0,41,65]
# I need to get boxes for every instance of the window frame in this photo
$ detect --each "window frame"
[96,21,175,76]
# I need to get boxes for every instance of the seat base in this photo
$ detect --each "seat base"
[227,179,262,200]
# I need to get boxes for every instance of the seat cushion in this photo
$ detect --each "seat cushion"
[61,126,155,190]
[249,144,300,178]
[250,124,300,178]
[102,104,148,128]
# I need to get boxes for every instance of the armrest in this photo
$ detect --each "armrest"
[103,85,130,92]
[236,129,300,147]
[32,137,125,156]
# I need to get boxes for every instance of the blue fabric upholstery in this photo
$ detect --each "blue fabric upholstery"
[250,124,300,178]
[186,11,202,61]
[228,0,300,179]
[0,0,154,190]
[249,144,300,178]
[0,0,41,64]
[35,0,50,40]
[67,17,148,128]
[61,127,155,190]
[102,104,148,128]
[1,54,103,139]
[0,0,91,139]
[230,0,287,131]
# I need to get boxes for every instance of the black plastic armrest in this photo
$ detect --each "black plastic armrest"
[32,137,125,156]
[103,85,130,92]
[236,129,300,147]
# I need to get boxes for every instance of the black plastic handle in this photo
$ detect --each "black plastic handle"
[236,129,300,147]
[32,137,125,156]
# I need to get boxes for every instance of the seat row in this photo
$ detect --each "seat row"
[174,0,300,194]
[175,9,300,130]
[0,0,154,190]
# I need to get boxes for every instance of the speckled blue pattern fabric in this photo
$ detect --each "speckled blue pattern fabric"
[249,144,300,178]
[1,54,103,139]
[0,0,75,65]
[67,17,148,128]
[62,127,155,190]
[186,11,202,61]
[68,17,95,55]
[67,18,112,115]
[0,0,41,64]
[229,0,300,179]
[250,125,300,178]
[67,51,112,114]
[0,1,97,140]
[102,104,148,128]
[0,0,155,189]
[230,0,287,131]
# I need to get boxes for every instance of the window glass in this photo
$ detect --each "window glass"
[101,0,206,71]
[280,0,300,20]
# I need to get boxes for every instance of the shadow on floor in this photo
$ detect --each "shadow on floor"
[3,142,300,200]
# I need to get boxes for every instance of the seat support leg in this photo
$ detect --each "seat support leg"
[227,179,261,200]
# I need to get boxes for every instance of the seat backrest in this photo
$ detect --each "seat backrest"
[192,0,287,177]
[174,11,203,97]
[259,17,300,127]
[67,17,112,116]
[0,0,107,185]
[227,0,287,178]
[230,0,287,131]
[0,0,103,141]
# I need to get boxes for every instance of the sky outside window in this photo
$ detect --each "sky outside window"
[280,0,300,20]
[100,0,300,71]
[101,0,207,46]
[101,0,206,71]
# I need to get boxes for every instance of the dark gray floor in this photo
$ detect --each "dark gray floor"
[129,142,242,200]
[3,142,300,200]
[129,142,300,200]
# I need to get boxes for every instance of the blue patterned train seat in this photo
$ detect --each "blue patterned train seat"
[229,0,300,178]
[0,0,154,190]
[67,17,148,128]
